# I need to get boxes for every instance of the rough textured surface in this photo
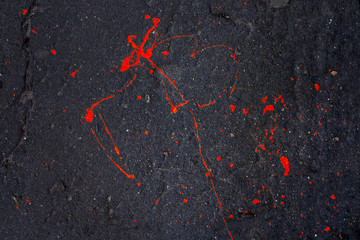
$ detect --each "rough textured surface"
[1,0,359,239]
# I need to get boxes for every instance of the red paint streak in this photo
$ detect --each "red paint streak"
[229,163,233,168]
[262,96,268,103]
[32,29,37,33]
[242,108,248,114]
[325,227,330,232]
[230,68,239,94]
[155,199,159,204]
[137,182,141,186]
[280,156,290,176]
[106,154,134,179]
[91,129,105,150]
[118,73,137,92]
[197,100,215,109]
[99,114,120,155]
[315,83,320,91]
[71,70,79,77]
[51,49,56,55]
[22,9,27,15]
[263,105,274,115]
[253,199,260,204]
[84,95,115,122]
[331,194,336,200]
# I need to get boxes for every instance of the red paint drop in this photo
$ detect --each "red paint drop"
[263,105,274,115]
[325,227,330,232]
[145,15,150,19]
[183,199,188,203]
[315,83,320,91]
[22,9,27,15]
[229,215,233,218]
[229,105,235,112]
[217,156,221,161]
[280,156,290,176]
[253,199,260,204]
[242,108,248,114]
[331,194,336,200]
[137,95,142,100]
[71,70,79,77]
[51,49,56,55]
[145,130,149,135]
[155,199,159,204]
[229,163,233,168]
[137,183,141,186]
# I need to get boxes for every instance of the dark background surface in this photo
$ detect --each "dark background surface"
[1,0,359,239]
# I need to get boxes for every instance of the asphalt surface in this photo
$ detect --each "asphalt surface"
[0,0,359,239]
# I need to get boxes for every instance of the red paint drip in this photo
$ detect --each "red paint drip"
[84,95,115,122]
[263,105,274,115]
[99,114,120,155]
[280,156,290,176]
[71,70,79,77]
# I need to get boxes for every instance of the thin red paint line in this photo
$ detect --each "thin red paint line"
[230,68,239,95]
[118,73,137,92]
[85,94,115,123]
[91,129,105,150]
[99,113,120,155]
[105,154,134,179]
[197,100,215,109]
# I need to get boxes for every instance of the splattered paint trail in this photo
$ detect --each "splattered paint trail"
[83,16,260,239]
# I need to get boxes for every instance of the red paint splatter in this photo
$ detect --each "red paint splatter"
[253,199,260,204]
[51,49,56,55]
[145,130,149,135]
[280,156,289,176]
[262,96,268,103]
[263,105,274,115]
[315,83,320,91]
[183,199,188,203]
[325,227,330,231]
[229,105,235,112]
[155,199,159,204]
[71,70,79,77]
[145,15,150,19]
[217,156,221,161]
[22,9,27,15]
[242,108,248,114]
[331,194,336,200]
[162,51,169,55]
[137,95,142,100]
[197,100,215,109]
[229,163,233,168]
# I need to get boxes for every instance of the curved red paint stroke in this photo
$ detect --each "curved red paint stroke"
[84,16,238,239]
[280,156,290,176]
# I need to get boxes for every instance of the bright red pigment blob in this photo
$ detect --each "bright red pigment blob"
[71,70,79,77]
[325,227,330,231]
[280,156,290,176]
[162,51,169,55]
[51,49,56,55]
[229,105,235,112]
[242,108,248,114]
[331,194,336,200]
[217,156,221,161]
[253,199,260,204]
[183,199,188,203]
[23,9,27,15]
[263,105,274,115]
[315,83,320,91]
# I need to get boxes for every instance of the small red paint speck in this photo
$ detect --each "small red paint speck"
[325,227,330,231]
[63,109,66,112]
[145,130,148,135]
[51,49,56,55]
[71,70,79,77]
[16,206,19,209]
[149,69,154,74]
[281,195,285,198]
[162,51,169,55]
[137,96,142,100]
[262,96,268,103]
[217,156,221,161]
[155,199,159,204]
[229,215,233,218]
[315,83,320,91]
[137,183,141,186]
[263,105,274,115]
[253,199,260,204]
[229,105,235,112]
[133,220,136,223]
[183,199,188,203]
[32,29,37,33]
[242,108,248,114]
[23,9,27,15]
[145,15,150,19]
[244,2,247,4]
[331,194,336,200]
[229,163,233,168]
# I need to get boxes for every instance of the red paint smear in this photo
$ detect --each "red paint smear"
[325,227,330,232]
[242,108,248,114]
[262,96,268,103]
[315,83,320,91]
[155,199,159,204]
[71,70,79,77]
[145,15,150,19]
[263,105,274,115]
[118,73,137,92]
[51,49,56,55]
[280,156,290,176]
[32,29,37,33]
[162,51,169,55]
[23,9,27,15]
[84,95,115,122]
[253,199,260,204]
[229,105,235,112]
